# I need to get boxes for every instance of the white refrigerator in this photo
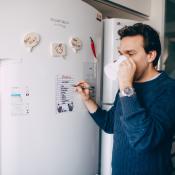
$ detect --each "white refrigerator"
[0,0,102,175]
[0,1,138,174]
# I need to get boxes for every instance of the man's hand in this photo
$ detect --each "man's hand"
[75,81,91,102]
[75,81,98,113]
[118,57,136,90]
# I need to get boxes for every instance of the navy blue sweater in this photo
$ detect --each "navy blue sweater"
[90,71,175,175]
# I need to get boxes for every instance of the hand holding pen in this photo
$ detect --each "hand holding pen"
[74,81,98,113]
[74,81,93,102]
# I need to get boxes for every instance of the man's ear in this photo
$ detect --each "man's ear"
[147,50,157,63]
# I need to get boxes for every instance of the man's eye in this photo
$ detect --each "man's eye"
[128,53,135,56]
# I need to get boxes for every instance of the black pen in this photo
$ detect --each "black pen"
[72,84,94,90]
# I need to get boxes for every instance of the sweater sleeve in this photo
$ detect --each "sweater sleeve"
[120,88,175,152]
[90,93,119,134]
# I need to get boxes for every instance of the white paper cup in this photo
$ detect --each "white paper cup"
[104,55,128,80]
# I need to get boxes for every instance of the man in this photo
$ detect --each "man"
[75,23,175,175]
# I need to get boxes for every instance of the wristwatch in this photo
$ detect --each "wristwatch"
[119,87,135,97]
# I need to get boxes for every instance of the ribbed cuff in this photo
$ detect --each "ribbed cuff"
[89,106,102,117]
[120,94,141,117]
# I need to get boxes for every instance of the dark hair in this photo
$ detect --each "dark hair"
[118,23,161,67]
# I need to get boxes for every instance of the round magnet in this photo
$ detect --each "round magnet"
[69,37,82,53]
[23,32,40,52]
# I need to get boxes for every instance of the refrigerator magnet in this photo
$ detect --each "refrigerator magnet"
[23,32,40,52]
[50,43,67,58]
[96,13,102,22]
[90,37,97,62]
[69,37,82,53]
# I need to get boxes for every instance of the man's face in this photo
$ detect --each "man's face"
[118,35,151,81]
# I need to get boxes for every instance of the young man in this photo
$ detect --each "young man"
[75,23,175,175]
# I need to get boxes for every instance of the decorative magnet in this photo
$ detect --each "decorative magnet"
[23,32,40,52]
[69,37,82,53]
[90,37,97,62]
[50,43,66,57]
[96,13,102,22]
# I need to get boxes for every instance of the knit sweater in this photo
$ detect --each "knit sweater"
[90,71,175,175]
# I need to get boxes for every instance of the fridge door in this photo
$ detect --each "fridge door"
[101,18,137,175]
[0,0,102,175]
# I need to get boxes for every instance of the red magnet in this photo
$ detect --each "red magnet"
[90,37,97,59]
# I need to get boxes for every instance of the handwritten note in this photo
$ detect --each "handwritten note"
[56,75,74,114]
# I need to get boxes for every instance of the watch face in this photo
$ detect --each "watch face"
[124,87,135,96]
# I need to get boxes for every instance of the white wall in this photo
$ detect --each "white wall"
[146,0,165,69]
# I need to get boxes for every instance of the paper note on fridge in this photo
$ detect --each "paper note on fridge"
[56,75,74,114]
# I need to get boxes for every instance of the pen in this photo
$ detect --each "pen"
[72,84,94,90]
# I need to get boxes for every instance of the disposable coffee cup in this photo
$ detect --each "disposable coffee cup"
[104,55,128,80]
